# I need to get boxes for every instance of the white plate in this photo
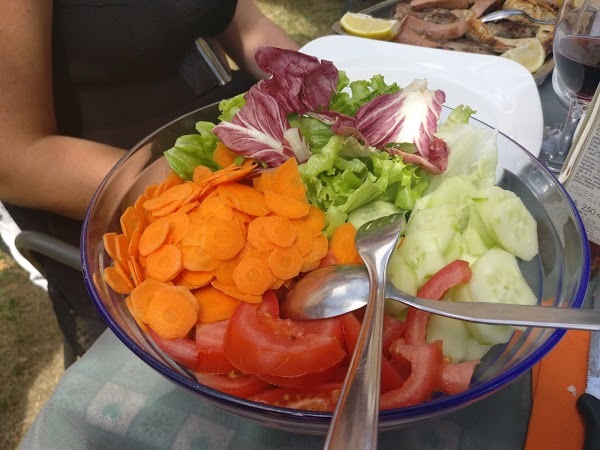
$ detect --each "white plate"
[300,35,543,158]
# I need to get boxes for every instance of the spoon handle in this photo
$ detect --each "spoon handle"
[324,222,401,450]
[388,288,600,331]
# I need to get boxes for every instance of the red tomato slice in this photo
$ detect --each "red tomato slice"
[437,360,479,395]
[250,383,343,411]
[380,340,444,409]
[340,312,406,393]
[294,316,346,352]
[258,290,279,316]
[224,293,346,377]
[405,260,472,344]
[257,363,347,388]
[382,314,405,357]
[194,372,270,398]
[195,321,237,374]
[148,327,199,369]
[318,250,337,268]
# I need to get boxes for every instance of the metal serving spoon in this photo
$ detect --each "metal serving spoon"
[480,9,555,25]
[281,264,600,331]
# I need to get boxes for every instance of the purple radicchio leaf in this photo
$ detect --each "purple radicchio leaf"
[387,136,449,175]
[355,79,445,158]
[213,87,309,166]
[306,111,364,141]
[254,47,339,115]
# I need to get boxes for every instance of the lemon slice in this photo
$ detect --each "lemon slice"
[340,12,399,41]
[500,40,546,73]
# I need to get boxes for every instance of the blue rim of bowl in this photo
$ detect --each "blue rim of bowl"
[81,111,591,426]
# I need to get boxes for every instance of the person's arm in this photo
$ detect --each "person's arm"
[0,1,124,221]
[216,0,300,79]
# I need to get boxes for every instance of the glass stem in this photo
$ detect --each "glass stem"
[545,97,588,174]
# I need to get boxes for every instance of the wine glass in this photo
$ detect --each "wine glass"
[539,0,600,174]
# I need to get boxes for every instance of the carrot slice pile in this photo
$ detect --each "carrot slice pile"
[102,158,331,328]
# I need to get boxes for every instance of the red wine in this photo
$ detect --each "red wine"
[555,35,600,100]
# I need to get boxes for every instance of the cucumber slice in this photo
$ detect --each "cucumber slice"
[427,176,477,230]
[465,339,493,361]
[405,206,460,253]
[489,197,539,261]
[443,232,463,263]
[395,231,447,287]
[468,204,497,248]
[467,248,537,306]
[388,251,418,296]
[474,186,517,242]
[465,322,514,346]
[462,220,490,257]
[426,314,470,362]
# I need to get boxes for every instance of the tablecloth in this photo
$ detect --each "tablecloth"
[20,329,534,450]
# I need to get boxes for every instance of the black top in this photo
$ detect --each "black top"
[5,0,257,354]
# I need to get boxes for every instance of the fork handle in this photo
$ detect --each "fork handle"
[324,248,396,449]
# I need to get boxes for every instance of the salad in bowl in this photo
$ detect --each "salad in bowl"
[84,47,589,431]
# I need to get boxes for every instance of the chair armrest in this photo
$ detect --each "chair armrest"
[14,231,82,273]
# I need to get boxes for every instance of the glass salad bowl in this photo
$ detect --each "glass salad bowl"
[81,102,590,434]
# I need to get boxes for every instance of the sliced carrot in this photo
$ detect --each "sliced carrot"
[233,209,252,224]
[193,165,213,185]
[270,278,286,290]
[300,205,326,236]
[151,200,183,218]
[178,200,199,214]
[198,216,245,261]
[193,286,241,323]
[143,183,193,212]
[138,217,170,256]
[217,183,270,217]
[120,206,142,240]
[181,245,221,272]
[191,192,234,221]
[300,259,321,273]
[263,190,310,219]
[211,279,263,304]
[155,172,183,196]
[130,257,144,286]
[246,217,276,252]
[163,210,190,245]
[290,220,315,256]
[145,285,198,339]
[130,279,171,323]
[304,234,329,264]
[175,270,214,290]
[144,183,159,198]
[114,233,131,262]
[103,232,118,260]
[138,253,147,268]
[268,245,304,280]
[127,218,145,259]
[209,163,257,186]
[233,255,274,295]
[212,256,239,286]
[125,295,149,333]
[127,259,142,287]
[329,222,362,264]
[145,244,183,282]
[213,142,240,169]
[103,265,134,294]
[262,216,297,248]
[271,158,307,201]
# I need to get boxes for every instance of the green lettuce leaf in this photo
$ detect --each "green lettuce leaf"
[218,93,247,122]
[163,121,220,180]
[329,71,401,116]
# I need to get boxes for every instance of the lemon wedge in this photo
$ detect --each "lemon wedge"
[500,40,546,73]
[340,12,399,41]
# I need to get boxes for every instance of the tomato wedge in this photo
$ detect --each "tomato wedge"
[250,383,343,411]
[380,340,444,409]
[405,260,472,344]
[148,327,199,369]
[438,360,479,395]
[340,312,406,393]
[195,321,237,374]
[224,292,346,377]
[195,372,270,398]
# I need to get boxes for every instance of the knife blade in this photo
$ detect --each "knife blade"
[577,281,600,450]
